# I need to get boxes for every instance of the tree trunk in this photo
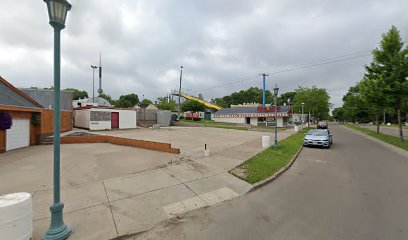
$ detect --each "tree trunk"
[376,113,380,133]
[397,108,404,142]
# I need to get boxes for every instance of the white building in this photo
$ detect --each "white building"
[73,97,111,108]
[213,105,291,127]
[74,107,137,130]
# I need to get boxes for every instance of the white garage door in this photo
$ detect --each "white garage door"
[6,119,30,151]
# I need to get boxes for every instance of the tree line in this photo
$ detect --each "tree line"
[332,26,408,141]
[212,86,331,121]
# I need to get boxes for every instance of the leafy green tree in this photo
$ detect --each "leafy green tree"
[341,86,370,123]
[211,98,228,108]
[359,73,388,133]
[65,88,88,100]
[156,97,176,111]
[117,93,139,108]
[366,26,408,141]
[332,107,346,122]
[98,92,114,104]
[216,87,273,107]
[292,86,331,121]
[140,99,153,105]
[181,100,206,112]
[278,91,296,106]
[115,98,131,108]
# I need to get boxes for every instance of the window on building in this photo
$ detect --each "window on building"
[258,117,266,122]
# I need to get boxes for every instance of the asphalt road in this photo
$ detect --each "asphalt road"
[134,124,408,240]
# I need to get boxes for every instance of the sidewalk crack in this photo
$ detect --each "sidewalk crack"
[102,179,119,237]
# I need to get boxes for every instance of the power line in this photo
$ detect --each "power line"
[265,53,370,76]
[192,51,371,94]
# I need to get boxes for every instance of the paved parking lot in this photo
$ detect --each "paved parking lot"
[94,126,278,157]
[0,143,175,195]
[0,126,295,240]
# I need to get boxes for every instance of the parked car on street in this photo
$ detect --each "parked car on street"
[317,121,328,129]
[304,129,333,148]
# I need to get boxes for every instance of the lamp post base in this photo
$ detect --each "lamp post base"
[43,202,71,240]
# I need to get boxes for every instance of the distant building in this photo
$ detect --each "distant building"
[20,88,73,111]
[74,106,136,130]
[134,103,158,127]
[73,97,111,108]
[230,103,260,108]
[0,77,72,152]
[213,105,291,127]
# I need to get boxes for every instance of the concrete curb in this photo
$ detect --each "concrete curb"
[249,145,304,192]
[341,125,408,159]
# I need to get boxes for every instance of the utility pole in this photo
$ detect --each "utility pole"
[178,66,183,116]
[308,110,311,128]
[91,65,97,101]
[273,84,279,147]
[98,52,103,95]
[301,103,305,129]
[260,73,269,108]
[383,110,386,125]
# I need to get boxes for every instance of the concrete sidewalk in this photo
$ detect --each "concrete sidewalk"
[1,127,297,240]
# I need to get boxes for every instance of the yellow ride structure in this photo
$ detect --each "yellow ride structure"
[177,92,222,110]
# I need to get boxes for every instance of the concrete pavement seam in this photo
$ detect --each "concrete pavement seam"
[163,169,212,205]
[102,178,119,237]
[33,202,108,221]
[249,145,304,191]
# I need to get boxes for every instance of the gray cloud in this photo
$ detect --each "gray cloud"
[1,0,407,109]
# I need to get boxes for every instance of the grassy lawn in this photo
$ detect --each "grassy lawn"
[344,124,408,151]
[180,119,236,126]
[230,128,309,184]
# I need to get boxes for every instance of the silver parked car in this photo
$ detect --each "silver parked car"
[304,129,333,148]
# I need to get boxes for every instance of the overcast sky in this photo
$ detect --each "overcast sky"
[1,0,407,109]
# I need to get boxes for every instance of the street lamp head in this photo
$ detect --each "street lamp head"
[91,65,97,69]
[44,0,71,30]
[180,65,183,69]
[273,83,279,96]
[301,102,305,105]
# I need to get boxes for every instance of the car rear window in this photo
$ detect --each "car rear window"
[307,130,328,136]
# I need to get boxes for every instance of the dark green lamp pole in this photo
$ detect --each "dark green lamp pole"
[43,0,72,239]
[273,84,279,147]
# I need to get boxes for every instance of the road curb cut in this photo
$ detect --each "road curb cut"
[249,145,304,192]
[341,125,408,159]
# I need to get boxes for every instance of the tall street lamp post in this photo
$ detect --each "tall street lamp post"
[178,66,183,116]
[43,0,72,239]
[273,84,279,147]
[287,98,292,126]
[91,65,97,102]
[301,102,305,129]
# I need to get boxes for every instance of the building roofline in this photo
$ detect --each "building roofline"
[74,106,136,111]
[0,104,43,112]
[19,88,74,93]
[0,76,44,108]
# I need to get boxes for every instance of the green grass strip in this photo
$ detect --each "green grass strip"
[230,128,309,184]
[344,124,408,151]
